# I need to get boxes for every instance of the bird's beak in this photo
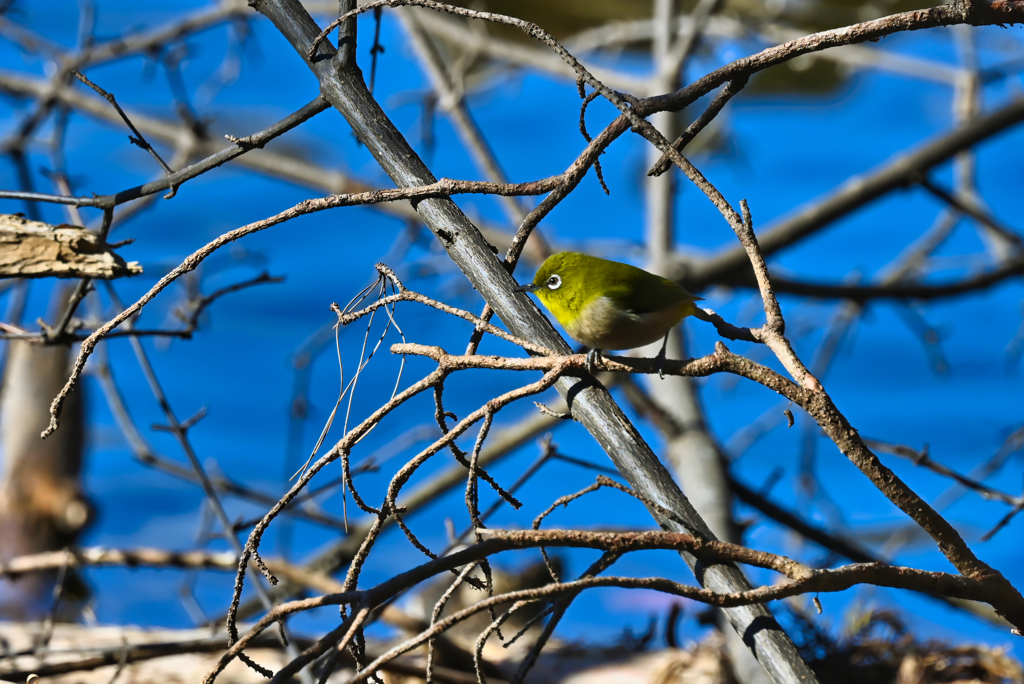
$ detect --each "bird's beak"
[514,282,541,293]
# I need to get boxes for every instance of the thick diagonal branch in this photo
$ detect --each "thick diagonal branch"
[249,2,815,682]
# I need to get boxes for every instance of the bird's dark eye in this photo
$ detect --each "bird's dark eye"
[547,274,562,290]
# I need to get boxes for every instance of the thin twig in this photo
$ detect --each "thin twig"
[72,71,175,178]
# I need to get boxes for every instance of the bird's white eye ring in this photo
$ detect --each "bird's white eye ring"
[547,274,562,290]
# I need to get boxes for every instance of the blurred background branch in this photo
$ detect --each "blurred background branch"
[1,0,1023,682]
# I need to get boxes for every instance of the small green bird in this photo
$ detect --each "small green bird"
[516,251,704,374]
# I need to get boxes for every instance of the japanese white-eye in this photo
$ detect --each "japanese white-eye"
[516,252,703,373]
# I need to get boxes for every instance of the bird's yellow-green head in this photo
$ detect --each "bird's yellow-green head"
[516,251,703,351]
[517,252,594,327]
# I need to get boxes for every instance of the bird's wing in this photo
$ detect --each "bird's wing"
[607,270,702,316]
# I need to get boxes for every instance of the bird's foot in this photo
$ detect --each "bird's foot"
[654,347,670,379]
[656,332,670,379]
[586,348,602,375]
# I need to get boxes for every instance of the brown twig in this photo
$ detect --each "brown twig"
[647,76,748,177]
[223,524,1014,684]
[683,97,1024,289]
[40,178,568,439]
[72,70,175,182]
[229,406,569,623]
[918,176,1023,248]
[696,201,823,391]
[866,438,1024,508]
[335,263,552,357]
[387,341,1024,627]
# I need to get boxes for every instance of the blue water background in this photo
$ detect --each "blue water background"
[1,0,1023,652]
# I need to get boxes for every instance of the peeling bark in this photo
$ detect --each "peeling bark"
[0,214,141,279]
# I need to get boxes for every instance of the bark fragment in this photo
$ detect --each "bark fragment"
[0,214,141,279]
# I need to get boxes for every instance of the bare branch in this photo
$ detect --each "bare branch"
[766,257,1024,301]
[334,263,554,356]
[647,76,748,177]
[213,526,1008,683]
[919,176,1023,248]
[389,341,1024,628]
[229,405,570,623]
[0,547,231,578]
[72,70,175,180]
[39,176,568,438]
[682,97,1024,288]
[866,439,1024,508]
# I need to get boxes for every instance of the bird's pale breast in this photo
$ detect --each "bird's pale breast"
[565,296,689,351]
